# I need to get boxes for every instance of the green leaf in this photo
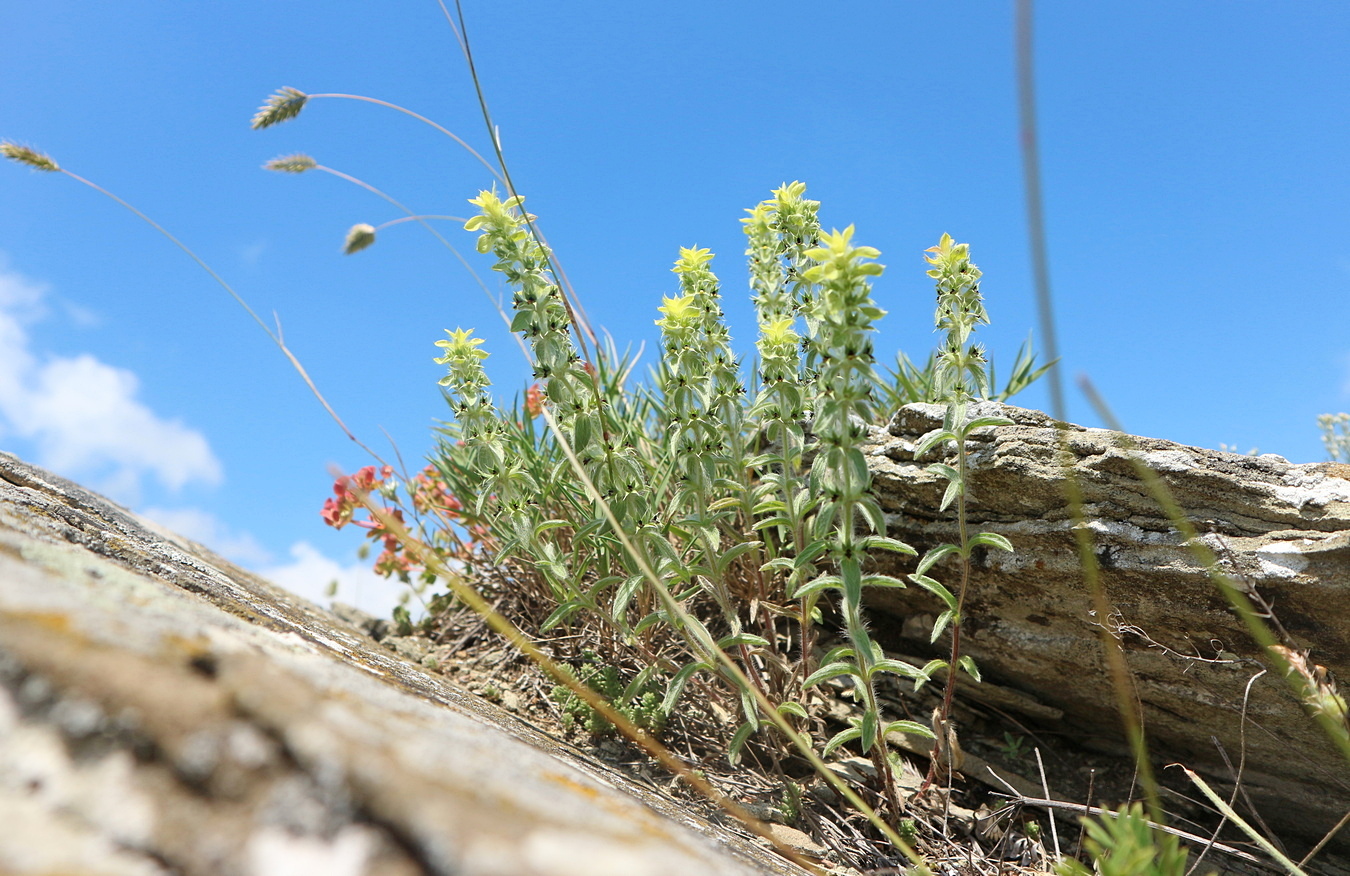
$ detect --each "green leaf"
[727,721,757,766]
[915,544,959,576]
[930,609,954,642]
[861,574,908,589]
[619,663,658,707]
[572,516,608,540]
[532,518,572,537]
[541,600,585,632]
[792,573,841,600]
[872,658,929,681]
[908,573,957,610]
[861,535,915,556]
[752,515,792,532]
[509,310,533,333]
[841,560,863,610]
[858,491,891,531]
[793,540,831,569]
[751,494,785,515]
[738,685,760,728]
[708,495,741,512]
[777,701,809,720]
[958,654,982,682]
[848,448,870,491]
[859,710,878,752]
[939,478,962,512]
[963,415,1014,433]
[660,661,710,713]
[884,719,936,740]
[802,661,858,689]
[914,428,956,456]
[818,644,857,666]
[634,611,666,635]
[925,462,959,483]
[572,415,593,454]
[647,533,683,565]
[683,615,720,659]
[714,540,762,576]
[610,574,646,623]
[716,632,771,650]
[823,726,862,758]
[968,531,1014,552]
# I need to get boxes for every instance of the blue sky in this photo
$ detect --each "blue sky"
[3,3,1349,613]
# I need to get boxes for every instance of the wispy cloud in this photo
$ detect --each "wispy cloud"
[0,258,398,619]
[239,239,268,268]
[0,259,222,502]
[139,505,272,567]
[260,541,408,618]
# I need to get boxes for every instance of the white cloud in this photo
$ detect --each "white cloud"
[139,505,272,567]
[259,541,411,619]
[0,260,222,502]
[0,259,403,622]
[239,240,268,267]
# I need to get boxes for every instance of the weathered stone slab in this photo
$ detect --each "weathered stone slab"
[0,452,807,876]
[866,403,1350,855]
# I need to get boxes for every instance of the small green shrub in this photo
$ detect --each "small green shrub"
[1055,803,1188,876]
[552,651,668,736]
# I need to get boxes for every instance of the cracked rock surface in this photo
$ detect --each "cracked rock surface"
[0,452,806,876]
[867,403,1350,856]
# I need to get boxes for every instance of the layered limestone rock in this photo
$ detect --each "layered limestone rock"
[867,402,1350,857]
[0,452,806,876]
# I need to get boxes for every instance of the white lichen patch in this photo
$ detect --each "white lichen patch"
[1083,518,1179,545]
[1252,540,1311,577]
[1270,468,1350,511]
[1137,449,1197,473]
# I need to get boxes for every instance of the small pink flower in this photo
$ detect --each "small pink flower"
[320,496,349,528]
[525,383,544,418]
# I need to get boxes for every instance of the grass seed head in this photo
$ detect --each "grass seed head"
[343,223,376,255]
[265,153,318,173]
[251,87,309,130]
[1,142,60,172]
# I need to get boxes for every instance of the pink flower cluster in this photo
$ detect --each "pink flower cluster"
[320,382,548,578]
[320,465,412,575]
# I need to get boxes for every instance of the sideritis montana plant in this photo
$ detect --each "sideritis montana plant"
[321,180,1038,829]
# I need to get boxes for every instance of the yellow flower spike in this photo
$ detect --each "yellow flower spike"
[804,226,884,284]
[740,202,773,228]
[672,246,714,273]
[654,293,698,328]
[773,179,808,205]
[759,317,799,346]
[433,327,489,363]
[924,231,955,265]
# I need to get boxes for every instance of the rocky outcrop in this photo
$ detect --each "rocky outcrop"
[0,452,806,876]
[867,403,1350,857]
[6,397,1348,873]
